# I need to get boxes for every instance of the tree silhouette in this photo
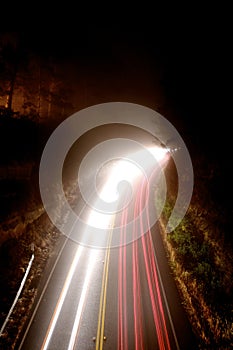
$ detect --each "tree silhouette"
[0,32,21,112]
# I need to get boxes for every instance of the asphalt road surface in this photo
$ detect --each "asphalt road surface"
[18,159,198,350]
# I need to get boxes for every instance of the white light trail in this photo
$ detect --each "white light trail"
[68,249,99,350]
[40,245,83,350]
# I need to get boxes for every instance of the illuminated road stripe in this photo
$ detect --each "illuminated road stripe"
[147,170,180,350]
[149,235,180,350]
[123,209,128,350]
[118,207,129,350]
[147,230,171,349]
[40,245,83,350]
[118,221,123,350]
[96,228,112,350]
[68,249,99,350]
[139,178,166,349]
[132,188,144,350]
[18,235,79,350]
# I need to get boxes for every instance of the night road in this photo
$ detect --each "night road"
[17,144,197,350]
[1,17,232,350]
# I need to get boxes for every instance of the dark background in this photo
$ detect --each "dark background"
[0,5,232,225]
[25,12,232,193]
[16,8,231,152]
[0,7,232,349]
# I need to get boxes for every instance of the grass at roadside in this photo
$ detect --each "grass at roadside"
[159,194,233,349]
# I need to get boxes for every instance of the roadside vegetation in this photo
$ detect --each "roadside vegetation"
[2,30,231,349]
[0,207,61,350]
[0,109,61,349]
[159,156,233,349]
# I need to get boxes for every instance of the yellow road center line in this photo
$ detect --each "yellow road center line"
[96,226,113,350]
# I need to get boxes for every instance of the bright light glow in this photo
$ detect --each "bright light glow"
[100,159,141,203]
[100,147,169,203]
[87,160,141,230]
[148,146,170,162]
[87,207,113,230]
[68,249,99,350]
[86,147,169,230]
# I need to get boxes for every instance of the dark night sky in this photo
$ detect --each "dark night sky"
[18,13,230,156]
[1,6,232,191]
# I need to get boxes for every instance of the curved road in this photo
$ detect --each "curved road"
[17,164,198,350]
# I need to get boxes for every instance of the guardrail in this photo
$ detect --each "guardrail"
[0,253,35,336]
